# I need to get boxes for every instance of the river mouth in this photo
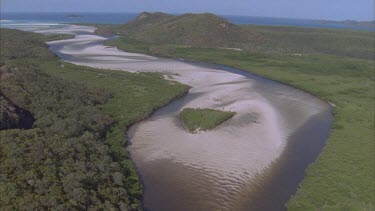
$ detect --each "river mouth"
[11,24,332,211]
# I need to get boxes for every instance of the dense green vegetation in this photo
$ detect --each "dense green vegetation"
[317,19,374,29]
[43,34,75,42]
[102,26,374,60]
[240,25,374,60]
[0,28,189,210]
[95,12,374,60]
[97,18,374,210]
[95,12,255,48]
[0,92,35,130]
[180,108,235,133]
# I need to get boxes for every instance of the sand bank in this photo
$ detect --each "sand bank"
[16,24,330,210]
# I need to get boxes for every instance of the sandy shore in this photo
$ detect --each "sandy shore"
[13,24,330,210]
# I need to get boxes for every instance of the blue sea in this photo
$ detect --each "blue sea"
[0,12,373,31]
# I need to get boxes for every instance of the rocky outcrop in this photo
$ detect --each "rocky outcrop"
[0,93,35,130]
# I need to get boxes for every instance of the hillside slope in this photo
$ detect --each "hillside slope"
[0,28,189,210]
[96,12,260,48]
[95,12,374,60]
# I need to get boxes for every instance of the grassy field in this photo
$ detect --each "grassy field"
[180,108,235,133]
[102,27,374,210]
[0,28,189,210]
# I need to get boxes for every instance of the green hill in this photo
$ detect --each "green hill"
[96,12,259,48]
[95,12,374,60]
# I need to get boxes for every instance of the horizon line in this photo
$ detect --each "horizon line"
[1,11,374,22]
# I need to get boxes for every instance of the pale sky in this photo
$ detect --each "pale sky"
[1,0,374,21]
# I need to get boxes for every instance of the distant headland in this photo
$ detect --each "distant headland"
[317,19,375,28]
[66,14,84,18]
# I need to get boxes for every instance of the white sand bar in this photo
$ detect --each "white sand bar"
[16,24,329,210]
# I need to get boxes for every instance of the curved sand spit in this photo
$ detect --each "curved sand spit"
[23,24,330,210]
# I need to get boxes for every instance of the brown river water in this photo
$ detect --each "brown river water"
[21,24,332,211]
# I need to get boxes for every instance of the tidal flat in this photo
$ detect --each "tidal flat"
[36,24,332,210]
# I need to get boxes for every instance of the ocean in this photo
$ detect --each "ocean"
[1,12,373,31]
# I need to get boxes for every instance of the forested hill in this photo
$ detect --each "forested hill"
[0,28,189,210]
[95,12,374,60]
[95,12,258,48]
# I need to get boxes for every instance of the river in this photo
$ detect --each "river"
[22,24,331,211]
